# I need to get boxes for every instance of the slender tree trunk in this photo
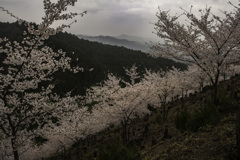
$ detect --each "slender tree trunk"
[181,88,184,108]
[212,83,218,105]
[76,144,81,160]
[233,89,240,160]
[63,146,67,160]
[121,120,128,143]
[11,138,19,160]
[1,139,5,160]
[200,82,203,92]
[236,106,240,160]
[213,71,220,105]
[163,101,166,119]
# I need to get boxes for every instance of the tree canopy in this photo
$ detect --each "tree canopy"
[150,2,240,103]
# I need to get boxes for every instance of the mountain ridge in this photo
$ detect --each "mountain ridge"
[77,34,151,52]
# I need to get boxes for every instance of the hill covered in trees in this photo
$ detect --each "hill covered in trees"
[0,22,186,95]
[1,1,240,159]
[45,74,240,160]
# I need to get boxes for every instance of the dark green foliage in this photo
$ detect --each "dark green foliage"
[175,110,191,132]
[47,31,186,96]
[98,140,139,160]
[218,90,235,112]
[0,22,187,96]
[188,101,221,132]
[0,22,24,42]
[155,113,163,123]
[175,101,221,132]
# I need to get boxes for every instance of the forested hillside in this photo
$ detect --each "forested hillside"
[1,0,240,159]
[0,22,186,95]
[46,74,240,160]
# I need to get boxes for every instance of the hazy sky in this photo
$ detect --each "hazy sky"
[0,0,238,40]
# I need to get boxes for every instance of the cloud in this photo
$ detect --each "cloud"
[1,0,239,40]
[79,2,103,13]
[1,0,44,22]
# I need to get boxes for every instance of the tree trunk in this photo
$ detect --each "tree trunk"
[63,146,67,160]
[236,106,240,160]
[233,89,240,160]
[212,71,220,105]
[1,140,5,160]
[13,151,19,160]
[11,138,19,160]
[163,101,166,119]
[76,144,81,160]
[200,82,203,92]
[121,120,128,143]
[181,88,184,108]
[212,83,218,105]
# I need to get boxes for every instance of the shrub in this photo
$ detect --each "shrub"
[174,110,191,132]
[188,101,221,132]
[218,90,235,112]
[175,101,221,132]
[98,140,139,160]
[155,113,163,123]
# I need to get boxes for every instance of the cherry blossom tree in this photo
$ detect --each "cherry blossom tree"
[25,106,93,159]
[143,66,208,112]
[124,63,140,85]
[144,70,172,118]
[185,65,208,92]
[150,2,240,104]
[220,63,240,81]
[143,68,183,117]
[0,1,86,159]
[86,65,152,143]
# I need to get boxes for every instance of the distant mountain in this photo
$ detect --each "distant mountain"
[77,34,150,52]
[115,34,147,42]
[116,34,158,43]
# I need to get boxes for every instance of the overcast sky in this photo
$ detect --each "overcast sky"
[0,0,239,40]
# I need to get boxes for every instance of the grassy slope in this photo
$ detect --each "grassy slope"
[142,75,238,160]
[46,76,239,160]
